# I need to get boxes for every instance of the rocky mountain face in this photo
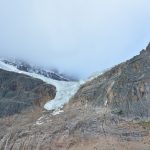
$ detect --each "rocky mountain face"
[70,43,150,119]
[0,69,56,117]
[1,44,150,150]
[1,59,76,81]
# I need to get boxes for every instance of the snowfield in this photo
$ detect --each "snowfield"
[0,60,82,111]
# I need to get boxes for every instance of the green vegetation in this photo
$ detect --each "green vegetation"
[111,109,124,116]
[137,121,150,129]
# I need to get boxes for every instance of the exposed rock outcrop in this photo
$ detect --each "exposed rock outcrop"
[0,69,56,117]
[1,44,150,150]
[70,43,150,118]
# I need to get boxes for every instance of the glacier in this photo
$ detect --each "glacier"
[0,60,81,111]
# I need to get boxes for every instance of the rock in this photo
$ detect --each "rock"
[1,43,150,150]
[0,69,56,117]
[146,42,150,52]
[70,43,150,118]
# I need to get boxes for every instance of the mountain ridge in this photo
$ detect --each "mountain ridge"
[1,58,77,81]
[68,43,150,119]
[1,43,150,149]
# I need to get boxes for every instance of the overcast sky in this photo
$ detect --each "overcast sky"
[0,0,150,79]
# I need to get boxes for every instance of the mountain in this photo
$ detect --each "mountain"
[0,69,56,117]
[1,44,150,150]
[70,43,150,119]
[0,59,81,114]
[1,58,76,81]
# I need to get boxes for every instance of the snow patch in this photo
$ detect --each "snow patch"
[104,100,108,106]
[87,69,110,82]
[36,116,45,125]
[52,109,64,116]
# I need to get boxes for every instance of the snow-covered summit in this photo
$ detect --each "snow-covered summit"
[0,59,81,112]
[1,58,76,81]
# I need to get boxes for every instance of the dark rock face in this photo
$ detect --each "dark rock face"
[0,69,56,117]
[146,42,150,52]
[71,44,150,118]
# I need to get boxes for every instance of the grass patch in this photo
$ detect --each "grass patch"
[111,109,124,116]
[137,121,150,129]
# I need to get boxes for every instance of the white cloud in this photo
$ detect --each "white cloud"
[0,0,150,78]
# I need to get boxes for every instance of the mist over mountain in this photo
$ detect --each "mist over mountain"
[1,1,150,149]
[1,42,150,150]
[1,0,150,79]
[0,58,78,81]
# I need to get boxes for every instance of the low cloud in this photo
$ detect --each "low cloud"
[0,0,150,79]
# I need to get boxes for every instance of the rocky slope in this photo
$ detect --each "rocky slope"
[0,69,56,117]
[1,44,150,150]
[70,43,150,119]
[0,104,150,150]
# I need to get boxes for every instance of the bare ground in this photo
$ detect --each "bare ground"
[0,105,150,150]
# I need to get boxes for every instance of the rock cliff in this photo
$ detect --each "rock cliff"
[0,69,56,117]
[70,43,150,118]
